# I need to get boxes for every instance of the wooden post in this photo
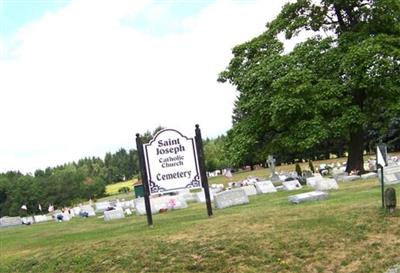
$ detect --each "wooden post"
[195,124,213,217]
[135,134,153,226]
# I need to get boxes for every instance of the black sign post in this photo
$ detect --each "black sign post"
[195,124,213,217]
[136,133,153,226]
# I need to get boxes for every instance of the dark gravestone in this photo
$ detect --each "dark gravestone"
[385,187,397,213]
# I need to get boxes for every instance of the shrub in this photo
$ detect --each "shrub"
[118,186,131,194]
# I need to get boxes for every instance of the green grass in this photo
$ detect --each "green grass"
[1,177,400,273]
[105,180,136,195]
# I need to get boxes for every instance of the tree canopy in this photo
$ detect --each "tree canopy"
[219,0,400,171]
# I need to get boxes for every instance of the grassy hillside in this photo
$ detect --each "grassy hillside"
[105,180,136,195]
[1,176,399,273]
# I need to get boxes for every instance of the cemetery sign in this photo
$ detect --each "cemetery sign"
[144,129,201,194]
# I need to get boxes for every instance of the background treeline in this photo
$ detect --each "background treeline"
[0,148,138,217]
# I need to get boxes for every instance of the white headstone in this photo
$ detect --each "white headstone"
[177,190,196,202]
[382,165,400,185]
[214,189,249,209]
[72,207,81,215]
[21,216,34,224]
[104,209,125,221]
[254,180,277,194]
[306,176,325,187]
[282,180,302,191]
[313,178,339,191]
[289,191,328,204]
[241,185,258,196]
[195,190,214,203]
[80,205,96,217]
[0,216,22,227]
[95,202,110,212]
[134,196,188,216]
[34,215,52,223]
[54,212,71,222]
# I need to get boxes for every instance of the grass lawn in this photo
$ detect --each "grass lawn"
[105,180,137,196]
[1,176,399,273]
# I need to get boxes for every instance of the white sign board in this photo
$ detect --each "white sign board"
[144,129,201,194]
[376,144,388,167]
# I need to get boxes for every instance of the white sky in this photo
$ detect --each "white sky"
[0,0,291,173]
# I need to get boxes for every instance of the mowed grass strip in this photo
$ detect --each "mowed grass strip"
[1,179,399,273]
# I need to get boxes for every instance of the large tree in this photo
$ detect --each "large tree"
[219,0,400,172]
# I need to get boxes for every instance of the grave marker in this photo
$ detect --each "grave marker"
[289,191,328,204]
[0,216,22,227]
[282,180,302,191]
[241,185,258,196]
[254,180,277,194]
[104,209,125,221]
[214,189,249,209]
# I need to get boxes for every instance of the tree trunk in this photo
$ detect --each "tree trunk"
[345,126,365,173]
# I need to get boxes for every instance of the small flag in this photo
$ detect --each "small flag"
[21,205,27,210]
[38,204,42,211]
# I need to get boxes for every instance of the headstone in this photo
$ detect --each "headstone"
[382,165,400,185]
[214,188,249,209]
[0,216,22,227]
[341,175,361,182]
[72,207,81,215]
[195,189,214,203]
[241,185,258,196]
[134,195,188,215]
[54,212,71,222]
[80,205,96,217]
[95,202,110,212]
[244,178,258,185]
[267,155,280,182]
[306,176,324,187]
[34,215,52,223]
[104,209,125,221]
[21,216,34,224]
[177,189,196,202]
[313,178,339,191]
[254,180,277,194]
[210,185,224,194]
[288,191,328,204]
[282,180,302,191]
[361,172,378,179]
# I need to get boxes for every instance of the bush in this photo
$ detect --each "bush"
[118,186,131,194]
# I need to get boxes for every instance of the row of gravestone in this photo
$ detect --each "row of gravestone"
[0,205,97,228]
